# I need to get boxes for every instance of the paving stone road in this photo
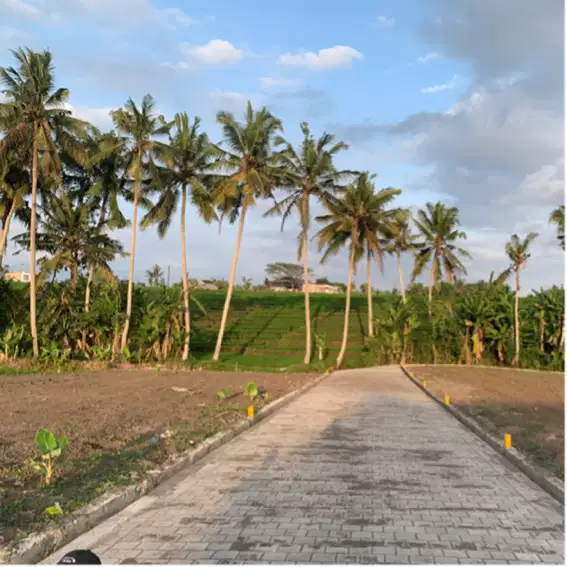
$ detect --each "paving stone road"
[44,366,564,564]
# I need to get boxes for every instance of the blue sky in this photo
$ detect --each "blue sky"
[1,0,564,291]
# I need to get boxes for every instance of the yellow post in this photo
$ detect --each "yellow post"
[409,371,414,378]
[422,380,427,388]
[247,405,254,419]
[504,434,512,449]
[444,394,450,405]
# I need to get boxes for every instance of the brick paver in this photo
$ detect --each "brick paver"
[44,366,564,564]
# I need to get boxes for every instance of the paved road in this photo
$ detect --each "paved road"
[44,367,564,564]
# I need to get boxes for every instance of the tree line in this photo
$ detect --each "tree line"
[0,47,564,368]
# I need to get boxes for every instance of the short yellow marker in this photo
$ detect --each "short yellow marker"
[422,380,427,388]
[504,434,512,449]
[409,371,414,378]
[247,405,254,419]
[444,394,450,405]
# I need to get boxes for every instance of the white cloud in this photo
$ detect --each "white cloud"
[375,15,395,28]
[209,90,256,114]
[421,74,460,94]
[278,45,363,70]
[63,103,113,130]
[258,77,299,88]
[182,39,244,64]
[418,51,441,63]
[0,0,39,17]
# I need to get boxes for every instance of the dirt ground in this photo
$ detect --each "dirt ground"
[0,368,317,544]
[407,365,565,480]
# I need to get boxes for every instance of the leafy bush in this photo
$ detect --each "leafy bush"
[28,429,69,486]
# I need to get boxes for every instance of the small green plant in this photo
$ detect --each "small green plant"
[91,344,112,361]
[122,345,133,361]
[0,324,25,360]
[28,429,69,486]
[45,503,64,517]
[246,381,258,401]
[214,388,230,400]
[39,342,71,363]
[314,333,328,361]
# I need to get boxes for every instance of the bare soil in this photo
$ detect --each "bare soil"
[407,365,564,480]
[0,367,317,545]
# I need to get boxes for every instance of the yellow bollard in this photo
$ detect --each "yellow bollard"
[504,434,512,449]
[444,394,450,405]
[422,380,427,388]
[247,405,254,419]
[409,371,414,378]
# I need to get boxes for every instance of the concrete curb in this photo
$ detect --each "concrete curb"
[405,363,564,375]
[400,365,565,505]
[0,371,331,565]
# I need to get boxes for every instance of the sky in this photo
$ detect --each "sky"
[1,0,564,292]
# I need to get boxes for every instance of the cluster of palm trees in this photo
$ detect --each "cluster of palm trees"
[1,47,564,369]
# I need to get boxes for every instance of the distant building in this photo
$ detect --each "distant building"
[266,278,300,292]
[4,271,30,283]
[195,279,219,291]
[303,282,342,294]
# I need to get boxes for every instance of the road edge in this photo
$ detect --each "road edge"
[0,371,331,565]
[400,365,565,505]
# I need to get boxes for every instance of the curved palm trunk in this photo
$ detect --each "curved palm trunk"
[396,248,406,304]
[366,253,373,337]
[120,180,140,352]
[213,201,248,361]
[428,258,437,363]
[302,229,312,364]
[81,263,94,350]
[337,242,356,369]
[513,267,520,367]
[0,199,17,268]
[30,124,39,357]
[180,184,191,361]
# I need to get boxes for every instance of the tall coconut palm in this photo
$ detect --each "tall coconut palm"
[140,113,217,361]
[83,131,128,320]
[0,47,89,356]
[384,208,420,304]
[109,94,171,352]
[0,147,29,266]
[496,232,539,366]
[264,122,350,362]
[314,174,399,367]
[549,205,564,250]
[412,202,471,314]
[348,173,401,337]
[211,102,283,361]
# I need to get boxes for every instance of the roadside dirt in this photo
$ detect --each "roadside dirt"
[407,365,565,479]
[0,368,317,545]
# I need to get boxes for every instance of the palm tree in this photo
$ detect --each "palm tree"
[141,113,217,361]
[146,264,164,286]
[264,122,350,362]
[349,173,401,337]
[13,191,123,292]
[109,94,171,352]
[497,232,539,366]
[0,47,89,356]
[0,147,29,266]
[549,205,564,250]
[384,208,420,304]
[315,174,399,367]
[211,102,283,361]
[412,202,471,314]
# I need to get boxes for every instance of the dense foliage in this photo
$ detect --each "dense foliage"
[0,46,564,370]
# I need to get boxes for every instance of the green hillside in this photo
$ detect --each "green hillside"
[190,291,374,368]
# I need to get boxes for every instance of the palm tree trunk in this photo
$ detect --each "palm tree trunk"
[428,259,435,315]
[81,263,94,350]
[212,201,248,361]
[0,198,17,268]
[180,184,191,362]
[302,229,312,364]
[366,253,373,337]
[120,179,140,352]
[397,247,406,304]
[513,268,520,367]
[71,262,79,293]
[29,123,39,358]
[337,242,356,368]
